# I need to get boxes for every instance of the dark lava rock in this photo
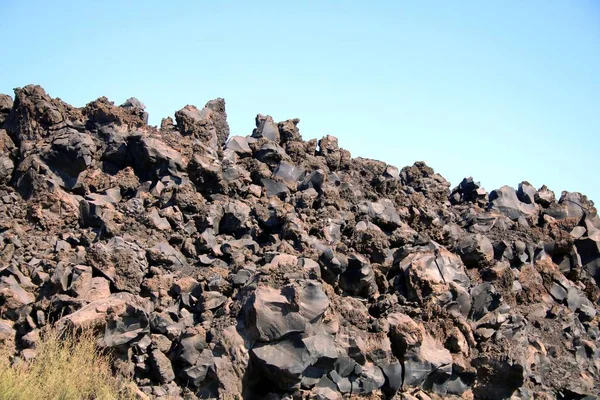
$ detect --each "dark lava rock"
[0,85,598,399]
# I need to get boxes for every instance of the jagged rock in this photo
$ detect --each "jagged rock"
[244,280,329,342]
[56,292,153,338]
[218,200,251,235]
[470,283,501,321]
[150,349,175,384]
[127,134,186,181]
[0,94,12,126]
[380,363,403,396]
[69,265,111,302]
[546,191,594,220]
[278,118,302,143]
[147,241,188,270]
[252,114,280,142]
[399,247,470,303]
[339,253,377,297]
[261,177,290,198]
[517,181,537,204]
[87,237,148,293]
[299,170,325,192]
[0,129,17,183]
[0,275,34,320]
[0,85,598,399]
[44,128,96,189]
[250,333,312,390]
[472,356,525,399]
[403,334,452,389]
[274,161,305,185]
[535,185,555,207]
[367,198,402,230]
[226,136,252,155]
[80,189,122,228]
[175,100,229,148]
[489,186,537,220]
[179,349,214,387]
[456,234,494,268]
[450,177,487,204]
[121,97,148,124]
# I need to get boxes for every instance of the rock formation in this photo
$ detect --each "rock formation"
[0,85,599,399]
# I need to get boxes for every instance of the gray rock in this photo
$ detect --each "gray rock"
[339,253,377,297]
[88,237,148,293]
[175,100,229,148]
[549,282,568,301]
[261,178,289,198]
[175,328,207,366]
[179,349,214,387]
[470,283,501,321]
[367,199,402,230]
[0,94,12,126]
[226,136,251,155]
[245,280,329,342]
[252,114,280,142]
[274,161,305,184]
[250,334,313,390]
[254,142,287,166]
[43,128,96,189]
[399,247,470,302]
[150,349,175,384]
[546,191,590,220]
[103,300,150,347]
[575,237,600,286]
[403,334,452,389]
[218,200,251,235]
[517,182,537,204]
[0,130,16,183]
[380,362,403,395]
[449,177,487,204]
[128,134,186,181]
[456,234,494,268]
[299,170,325,192]
[535,185,555,207]
[0,275,34,320]
[147,241,188,270]
[489,186,536,220]
[198,291,226,311]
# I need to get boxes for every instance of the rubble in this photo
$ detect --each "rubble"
[0,84,599,399]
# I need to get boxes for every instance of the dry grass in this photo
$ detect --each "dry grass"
[0,327,136,400]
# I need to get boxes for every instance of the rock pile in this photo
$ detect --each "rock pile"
[0,85,599,399]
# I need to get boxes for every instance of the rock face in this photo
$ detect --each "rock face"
[0,85,599,399]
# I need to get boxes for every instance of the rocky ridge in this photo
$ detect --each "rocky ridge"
[0,85,599,399]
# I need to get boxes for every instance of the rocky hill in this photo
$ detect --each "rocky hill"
[0,85,599,399]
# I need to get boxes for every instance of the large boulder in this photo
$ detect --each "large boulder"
[56,292,153,347]
[250,333,313,390]
[489,186,537,220]
[398,247,470,302]
[244,280,329,342]
[127,134,186,181]
[41,128,97,189]
[87,237,149,293]
[175,98,230,149]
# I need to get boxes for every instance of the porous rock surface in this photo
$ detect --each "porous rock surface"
[0,85,599,399]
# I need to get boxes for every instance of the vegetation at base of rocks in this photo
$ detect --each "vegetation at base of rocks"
[0,327,136,400]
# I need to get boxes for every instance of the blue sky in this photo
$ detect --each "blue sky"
[1,1,599,203]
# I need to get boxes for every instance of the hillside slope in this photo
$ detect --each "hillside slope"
[0,85,599,399]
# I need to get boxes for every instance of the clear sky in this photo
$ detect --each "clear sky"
[1,1,599,203]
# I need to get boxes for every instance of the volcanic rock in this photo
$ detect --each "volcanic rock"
[0,85,598,399]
